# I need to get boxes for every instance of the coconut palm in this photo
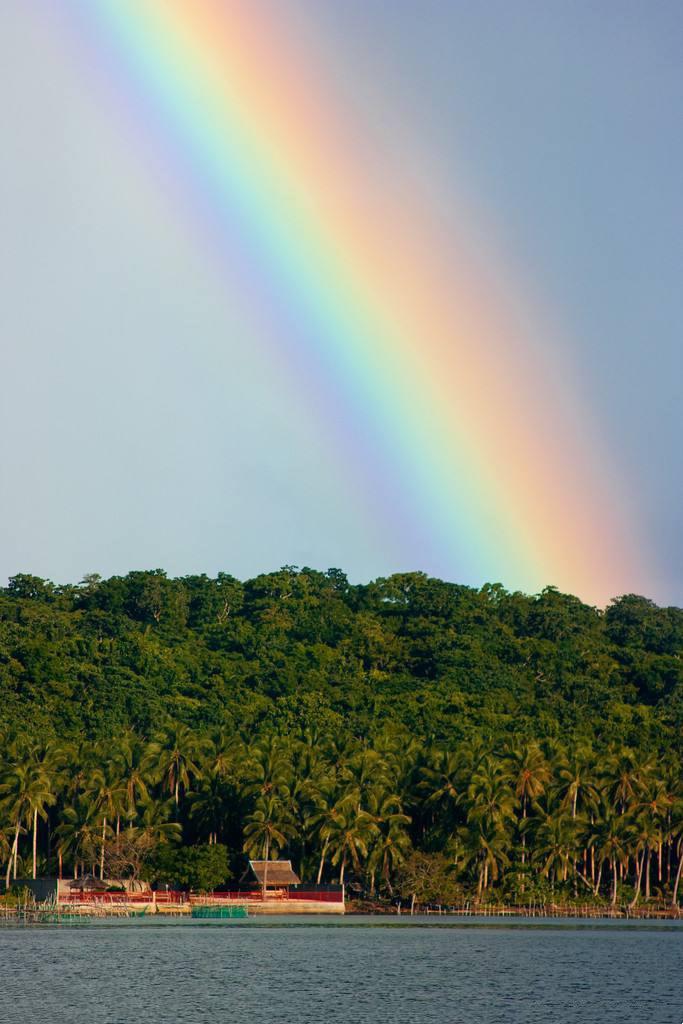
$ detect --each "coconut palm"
[463,756,516,896]
[0,826,11,866]
[325,804,377,885]
[340,747,391,813]
[207,730,245,784]
[659,760,683,886]
[284,749,329,877]
[54,803,102,879]
[243,736,292,804]
[670,811,683,908]
[590,805,631,904]
[605,750,653,816]
[628,812,662,908]
[467,757,517,835]
[505,742,551,867]
[460,821,511,897]
[113,731,154,823]
[243,796,295,895]
[26,767,56,880]
[151,724,206,807]
[0,758,46,885]
[366,793,412,894]
[307,785,349,884]
[188,772,231,844]
[636,780,672,891]
[531,812,580,888]
[422,749,463,834]
[555,747,599,820]
[85,762,127,878]
[136,798,182,847]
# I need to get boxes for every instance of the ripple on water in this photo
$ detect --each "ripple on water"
[0,918,680,1024]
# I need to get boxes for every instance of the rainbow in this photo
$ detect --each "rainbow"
[69,0,648,604]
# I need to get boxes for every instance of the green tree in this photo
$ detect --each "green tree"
[243,796,295,894]
[151,724,205,807]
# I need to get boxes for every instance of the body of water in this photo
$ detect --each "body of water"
[1,914,680,1023]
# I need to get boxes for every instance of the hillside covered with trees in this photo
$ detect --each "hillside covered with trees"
[1,568,682,906]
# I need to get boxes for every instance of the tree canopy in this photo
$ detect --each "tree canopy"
[0,568,681,906]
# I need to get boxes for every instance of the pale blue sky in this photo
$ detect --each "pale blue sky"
[1,1,681,604]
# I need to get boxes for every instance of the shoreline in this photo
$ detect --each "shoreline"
[347,901,683,921]
[2,904,682,924]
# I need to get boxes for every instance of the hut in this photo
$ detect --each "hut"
[67,876,109,893]
[243,860,301,898]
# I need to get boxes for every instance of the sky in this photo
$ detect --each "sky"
[0,1,681,606]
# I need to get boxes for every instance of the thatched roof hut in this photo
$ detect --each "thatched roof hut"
[245,860,301,889]
[67,876,108,891]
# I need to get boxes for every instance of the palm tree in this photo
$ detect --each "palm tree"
[85,762,126,878]
[372,727,420,803]
[325,804,377,885]
[590,805,631,904]
[0,759,39,885]
[307,786,348,884]
[26,769,56,880]
[341,748,390,813]
[670,811,683,908]
[23,740,66,878]
[136,798,182,847]
[0,827,12,885]
[422,749,463,834]
[628,813,661,908]
[54,803,102,879]
[531,812,580,888]
[467,757,517,835]
[62,740,91,806]
[207,730,245,784]
[636,779,671,893]
[366,793,412,894]
[460,822,511,897]
[555,747,599,820]
[243,796,295,896]
[151,724,206,808]
[505,742,551,867]
[605,750,652,816]
[464,756,516,896]
[188,772,230,844]
[551,746,600,890]
[113,731,154,824]
[243,736,292,805]
[284,747,329,878]
[660,760,683,885]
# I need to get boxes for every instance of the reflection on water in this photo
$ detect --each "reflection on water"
[1,915,680,1023]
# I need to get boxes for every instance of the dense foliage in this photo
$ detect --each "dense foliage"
[1,568,682,905]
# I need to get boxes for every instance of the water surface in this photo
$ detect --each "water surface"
[1,914,680,1023]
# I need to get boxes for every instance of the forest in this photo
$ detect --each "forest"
[1,567,682,906]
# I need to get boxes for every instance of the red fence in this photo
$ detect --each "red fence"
[198,890,266,902]
[209,889,343,903]
[62,891,187,904]
[289,890,344,903]
[61,888,343,904]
